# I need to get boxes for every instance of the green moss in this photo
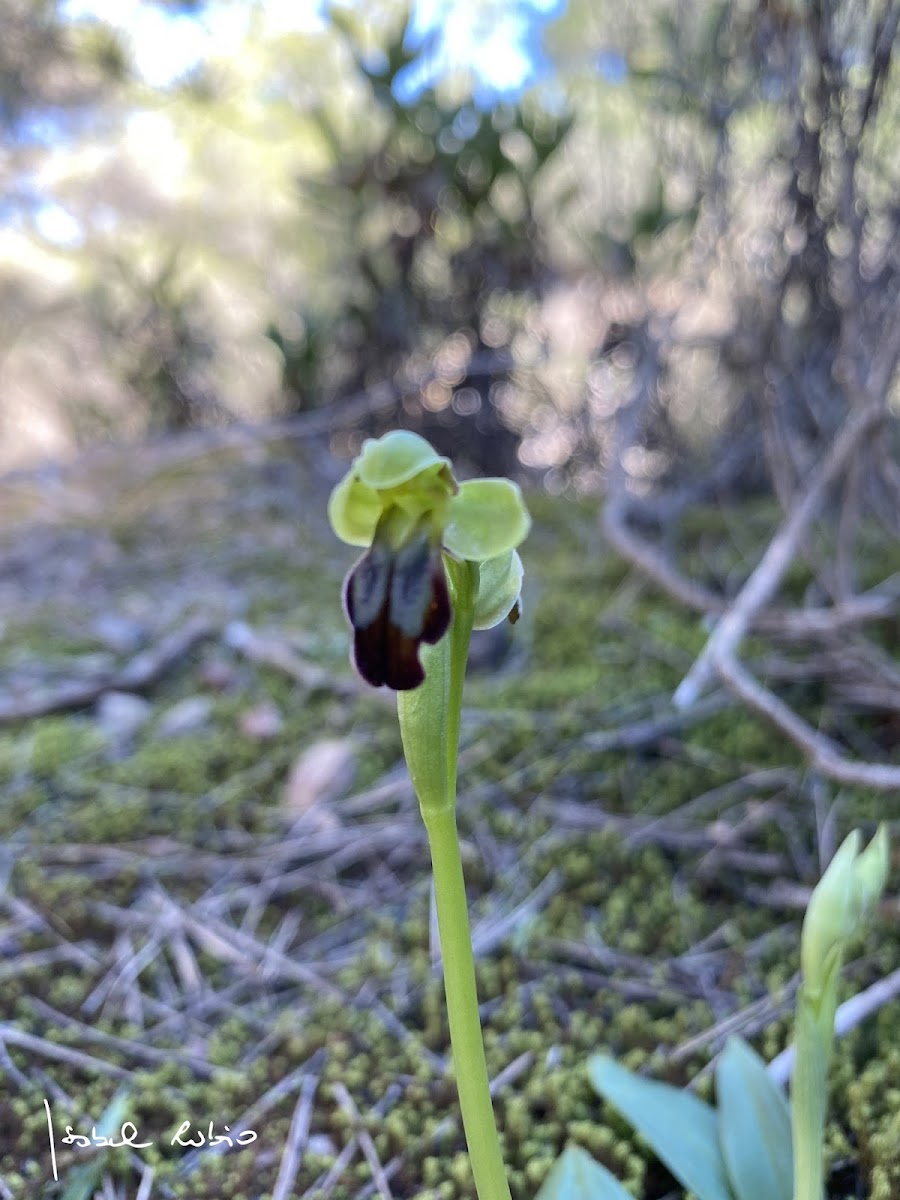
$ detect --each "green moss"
[30,716,105,775]
[2,463,897,1198]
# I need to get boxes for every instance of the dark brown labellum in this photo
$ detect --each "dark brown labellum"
[344,527,451,690]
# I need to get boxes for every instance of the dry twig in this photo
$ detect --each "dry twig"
[271,1069,322,1200]
[332,1083,395,1200]
[673,402,885,710]
[716,653,900,789]
[0,616,214,724]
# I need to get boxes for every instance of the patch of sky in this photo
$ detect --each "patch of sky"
[26,0,570,244]
[33,202,86,248]
[60,0,254,87]
[9,111,80,148]
[58,0,565,100]
[395,0,567,105]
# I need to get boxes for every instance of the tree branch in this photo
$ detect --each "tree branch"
[673,402,884,709]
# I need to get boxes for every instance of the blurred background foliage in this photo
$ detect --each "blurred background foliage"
[1,0,897,492]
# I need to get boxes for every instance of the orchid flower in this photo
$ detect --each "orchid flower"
[328,430,530,690]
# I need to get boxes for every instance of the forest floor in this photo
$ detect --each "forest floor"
[0,430,897,1200]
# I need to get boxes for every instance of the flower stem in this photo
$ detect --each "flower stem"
[791,991,829,1200]
[397,557,510,1200]
[423,804,512,1200]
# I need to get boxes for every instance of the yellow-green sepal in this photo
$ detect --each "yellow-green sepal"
[355,430,450,488]
[328,471,383,547]
[443,478,531,561]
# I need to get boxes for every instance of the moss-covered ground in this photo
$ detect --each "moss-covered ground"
[0,437,897,1199]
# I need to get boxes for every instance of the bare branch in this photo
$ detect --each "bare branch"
[714,651,900,790]
[673,402,884,709]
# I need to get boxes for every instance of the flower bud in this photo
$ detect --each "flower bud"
[801,825,889,995]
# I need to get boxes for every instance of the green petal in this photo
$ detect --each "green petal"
[443,479,531,561]
[356,430,450,489]
[854,823,889,915]
[473,550,524,630]
[328,472,384,547]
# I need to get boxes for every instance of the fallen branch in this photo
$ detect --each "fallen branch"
[272,1070,322,1200]
[0,616,214,724]
[673,401,884,709]
[583,691,734,752]
[225,620,380,702]
[0,1024,131,1080]
[715,651,900,789]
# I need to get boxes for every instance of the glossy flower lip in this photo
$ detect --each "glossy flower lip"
[329,431,531,689]
[344,516,451,690]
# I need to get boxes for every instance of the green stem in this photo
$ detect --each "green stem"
[444,559,478,802]
[792,976,838,1200]
[424,804,512,1200]
[397,557,510,1200]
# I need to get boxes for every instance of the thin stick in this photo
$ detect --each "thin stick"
[27,997,225,1079]
[332,1083,394,1200]
[135,1165,155,1200]
[177,1051,327,1177]
[716,652,900,789]
[0,1024,131,1079]
[272,1070,321,1200]
[0,617,214,724]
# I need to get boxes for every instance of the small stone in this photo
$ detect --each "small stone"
[199,657,238,691]
[157,695,214,738]
[283,738,356,819]
[92,613,148,654]
[239,702,283,740]
[96,691,153,744]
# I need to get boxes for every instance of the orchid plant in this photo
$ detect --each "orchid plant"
[329,430,891,1200]
[577,825,889,1200]
[330,429,529,1200]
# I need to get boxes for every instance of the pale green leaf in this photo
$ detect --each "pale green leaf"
[801,830,861,986]
[855,823,889,916]
[397,632,452,812]
[716,1037,792,1200]
[535,1145,636,1200]
[588,1054,734,1200]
